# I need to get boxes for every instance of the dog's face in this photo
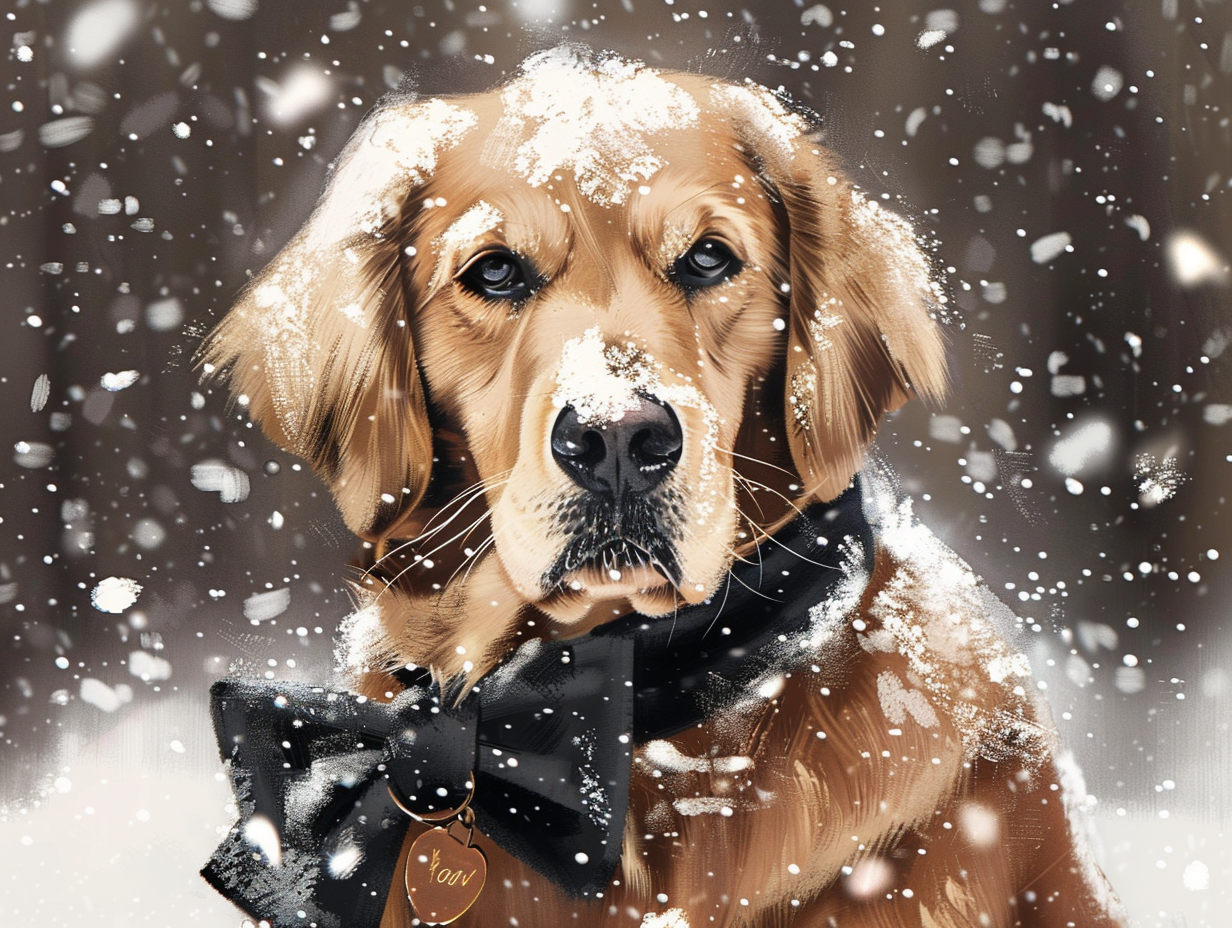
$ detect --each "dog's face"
[410,130,783,619]
[202,48,947,626]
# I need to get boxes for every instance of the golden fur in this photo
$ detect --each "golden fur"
[201,48,1125,928]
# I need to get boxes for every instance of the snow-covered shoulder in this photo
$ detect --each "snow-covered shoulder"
[859,465,1055,768]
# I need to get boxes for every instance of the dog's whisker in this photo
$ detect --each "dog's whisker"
[721,510,766,568]
[440,532,494,591]
[728,472,815,565]
[699,559,735,638]
[730,471,774,524]
[455,508,496,558]
[373,540,460,599]
[666,591,681,645]
[736,496,836,572]
[732,479,841,566]
[718,445,801,480]
[454,533,498,590]
[366,476,509,578]
[377,509,496,594]
[728,489,778,546]
[643,554,685,644]
[721,448,816,546]
[731,471,810,523]
[725,503,768,586]
[431,471,511,518]
[722,539,760,569]
[412,507,497,565]
[397,472,507,543]
[399,474,509,547]
[722,562,783,604]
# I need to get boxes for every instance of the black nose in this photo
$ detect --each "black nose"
[551,397,683,498]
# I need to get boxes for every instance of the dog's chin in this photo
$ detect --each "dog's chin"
[533,563,703,625]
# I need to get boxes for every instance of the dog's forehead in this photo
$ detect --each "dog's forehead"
[402,49,807,209]
[476,48,701,208]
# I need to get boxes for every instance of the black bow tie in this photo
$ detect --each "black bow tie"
[203,484,874,928]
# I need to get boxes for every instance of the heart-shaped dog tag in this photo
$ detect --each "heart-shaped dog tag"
[405,825,488,925]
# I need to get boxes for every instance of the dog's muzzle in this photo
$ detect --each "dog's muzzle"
[543,395,685,591]
[550,395,682,499]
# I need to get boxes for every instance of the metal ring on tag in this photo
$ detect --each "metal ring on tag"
[388,773,476,824]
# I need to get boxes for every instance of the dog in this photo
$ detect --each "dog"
[201,47,1127,928]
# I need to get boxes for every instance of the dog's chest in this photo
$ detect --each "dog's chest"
[612,695,819,922]
[631,715,768,830]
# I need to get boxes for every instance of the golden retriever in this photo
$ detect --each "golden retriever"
[201,46,1126,928]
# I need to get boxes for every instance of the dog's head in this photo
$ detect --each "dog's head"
[201,47,947,626]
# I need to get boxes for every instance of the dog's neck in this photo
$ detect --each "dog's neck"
[346,485,867,703]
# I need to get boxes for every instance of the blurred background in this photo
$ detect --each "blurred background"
[0,0,1228,924]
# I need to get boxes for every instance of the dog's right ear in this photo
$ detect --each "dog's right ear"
[711,81,948,503]
[197,98,479,539]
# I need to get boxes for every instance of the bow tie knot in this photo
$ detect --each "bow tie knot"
[385,685,477,817]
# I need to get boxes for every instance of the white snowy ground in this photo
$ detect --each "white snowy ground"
[0,691,1226,927]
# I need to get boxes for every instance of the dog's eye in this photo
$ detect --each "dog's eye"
[459,249,533,301]
[673,239,742,291]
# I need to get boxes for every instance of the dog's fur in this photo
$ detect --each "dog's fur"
[202,48,1126,928]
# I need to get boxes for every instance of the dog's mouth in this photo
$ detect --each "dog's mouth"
[547,538,683,591]
[541,493,684,596]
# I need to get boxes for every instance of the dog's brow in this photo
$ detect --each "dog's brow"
[423,191,572,275]
[633,180,755,231]
[632,186,763,268]
[436,201,504,252]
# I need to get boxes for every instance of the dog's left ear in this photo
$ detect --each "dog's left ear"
[197,99,479,538]
[779,175,950,502]
[716,83,949,502]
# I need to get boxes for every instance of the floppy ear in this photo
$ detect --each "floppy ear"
[777,168,949,502]
[197,98,479,538]
[712,82,948,502]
